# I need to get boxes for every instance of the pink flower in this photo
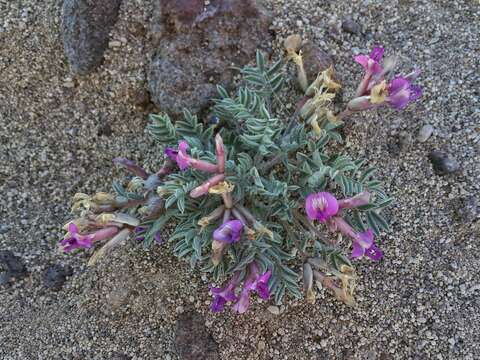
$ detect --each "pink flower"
[354,47,384,75]
[305,192,339,222]
[328,217,383,261]
[166,141,218,173]
[351,229,384,261]
[386,77,422,110]
[59,223,119,253]
[215,134,226,173]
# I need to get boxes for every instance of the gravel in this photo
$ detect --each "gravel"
[0,0,479,359]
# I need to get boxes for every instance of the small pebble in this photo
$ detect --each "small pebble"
[342,18,361,34]
[399,131,412,150]
[63,80,75,88]
[455,196,479,223]
[267,305,280,315]
[429,150,460,175]
[43,264,71,291]
[108,40,122,48]
[418,124,434,142]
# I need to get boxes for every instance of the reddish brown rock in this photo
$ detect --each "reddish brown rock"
[148,0,272,117]
[301,42,334,84]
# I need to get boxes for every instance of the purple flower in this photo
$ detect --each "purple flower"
[164,147,178,162]
[354,47,384,75]
[232,287,251,314]
[175,141,191,170]
[112,157,149,180]
[166,141,218,173]
[59,223,119,252]
[328,217,383,262]
[305,192,339,222]
[213,220,244,244]
[163,141,191,170]
[245,262,272,300]
[351,229,384,261]
[209,272,240,312]
[232,262,272,314]
[386,77,422,110]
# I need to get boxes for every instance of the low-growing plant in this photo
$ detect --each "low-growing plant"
[60,37,421,313]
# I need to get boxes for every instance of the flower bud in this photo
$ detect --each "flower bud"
[346,96,374,111]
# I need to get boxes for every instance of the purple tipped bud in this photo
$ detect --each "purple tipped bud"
[190,174,225,198]
[215,133,226,173]
[346,96,375,111]
[338,192,371,209]
[113,157,149,180]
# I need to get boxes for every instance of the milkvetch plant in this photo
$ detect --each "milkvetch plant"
[60,37,421,313]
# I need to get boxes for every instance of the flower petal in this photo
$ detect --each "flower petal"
[164,147,178,161]
[255,282,270,300]
[365,244,384,261]
[409,84,422,101]
[351,242,365,258]
[369,47,384,62]
[67,222,79,235]
[354,55,369,70]
[357,229,374,249]
[211,295,227,312]
[232,288,250,314]
[213,220,244,243]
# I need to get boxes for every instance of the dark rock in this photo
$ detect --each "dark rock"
[128,21,146,38]
[328,20,342,42]
[0,250,28,285]
[43,264,72,291]
[111,352,131,360]
[398,131,412,150]
[62,0,122,75]
[174,312,219,360]
[429,150,460,175]
[148,0,272,117]
[97,120,112,136]
[301,42,334,84]
[341,17,361,35]
[132,88,151,110]
[386,138,401,157]
[455,196,479,223]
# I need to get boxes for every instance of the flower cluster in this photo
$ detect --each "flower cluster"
[340,47,422,119]
[210,262,271,313]
[305,191,383,261]
[58,44,421,313]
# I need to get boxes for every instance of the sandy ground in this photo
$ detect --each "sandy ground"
[1,0,479,359]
